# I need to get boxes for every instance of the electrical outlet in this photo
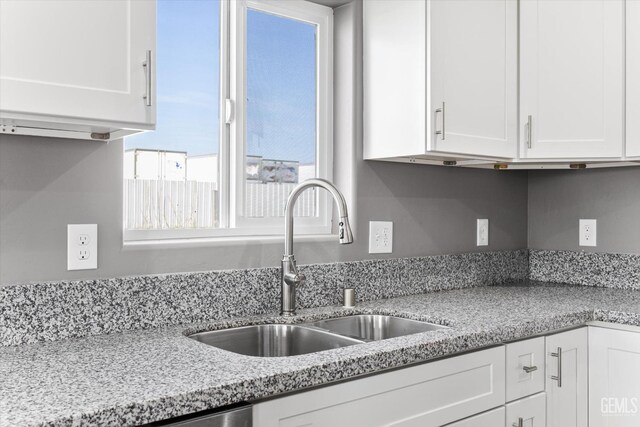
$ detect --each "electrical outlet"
[369,221,393,254]
[68,224,98,270]
[477,219,489,246]
[579,219,597,247]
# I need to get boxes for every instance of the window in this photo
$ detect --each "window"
[124,0,333,241]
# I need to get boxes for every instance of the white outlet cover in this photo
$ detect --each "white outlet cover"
[369,221,393,254]
[477,219,489,246]
[579,219,597,247]
[68,224,98,270]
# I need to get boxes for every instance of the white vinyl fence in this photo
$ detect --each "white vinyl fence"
[125,180,316,230]
[244,181,317,219]
[125,179,217,229]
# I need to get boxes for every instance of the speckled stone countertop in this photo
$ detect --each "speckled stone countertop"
[2,282,640,427]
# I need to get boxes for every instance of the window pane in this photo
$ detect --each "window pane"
[124,0,220,230]
[245,9,317,219]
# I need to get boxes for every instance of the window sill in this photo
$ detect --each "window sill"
[122,233,340,250]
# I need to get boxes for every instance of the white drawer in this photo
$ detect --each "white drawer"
[505,337,545,402]
[254,346,506,427]
[506,392,546,427]
[445,407,506,427]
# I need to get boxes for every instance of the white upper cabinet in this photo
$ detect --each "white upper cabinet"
[520,0,625,160]
[364,0,429,160]
[627,0,640,158]
[364,0,637,168]
[430,0,517,159]
[364,0,518,162]
[0,0,156,140]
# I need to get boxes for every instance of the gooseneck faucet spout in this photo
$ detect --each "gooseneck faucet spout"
[281,179,353,316]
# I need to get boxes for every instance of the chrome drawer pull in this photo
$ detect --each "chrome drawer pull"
[435,102,445,140]
[143,50,152,106]
[523,365,538,373]
[512,417,524,427]
[525,115,532,148]
[551,346,562,387]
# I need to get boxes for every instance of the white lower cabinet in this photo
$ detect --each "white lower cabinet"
[589,325,640,427]
[545,328,588,427]
[253,325,640,427]
[506,393,546,427]
[445,407,505,427]
[253,347,505,427]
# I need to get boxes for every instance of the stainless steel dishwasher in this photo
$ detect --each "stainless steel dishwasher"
[147,403,252,427]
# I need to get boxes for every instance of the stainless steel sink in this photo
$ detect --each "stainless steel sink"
[188,324,362,357]
[305,315,448,341]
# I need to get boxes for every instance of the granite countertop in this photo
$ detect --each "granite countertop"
[2,282,640,426]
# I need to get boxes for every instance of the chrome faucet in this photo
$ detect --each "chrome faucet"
[281,178,353,316]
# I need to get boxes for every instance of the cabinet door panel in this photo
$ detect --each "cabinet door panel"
[545,328,588,427]
[253,347,505,427]
[589,326,640,427]
[627,0,640,157]
[430,0,517,159]
[505,337,545,402]
[363,0,427,160]
[520,0,624,159]
[0,0,155,127]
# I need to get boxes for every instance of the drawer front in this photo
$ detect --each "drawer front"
[253,346,506,427]
[506,392,546,427]
[445,407,506,427]
[506,337,545,402]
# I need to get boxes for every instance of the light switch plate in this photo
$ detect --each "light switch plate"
[477,219,489,246]
[68,224,98,270]
[579,219,597,247]
[369,221,393,254]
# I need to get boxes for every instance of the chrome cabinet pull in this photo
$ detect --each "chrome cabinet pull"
[551,346,562,387]
[435,102,446,140]
[525,115,532,148]
[512,417,524,427]
[143,50,152,106]
[523,365,538,373]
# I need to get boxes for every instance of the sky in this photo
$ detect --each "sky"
[126,0,317,165]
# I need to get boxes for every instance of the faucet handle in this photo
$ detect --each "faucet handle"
[294,271,306,286]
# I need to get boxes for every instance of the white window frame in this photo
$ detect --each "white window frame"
[124,0,334,242]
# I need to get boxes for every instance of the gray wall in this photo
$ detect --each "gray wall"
[528,167,640,254]
[0,2,529,286]
[0,136,528,285]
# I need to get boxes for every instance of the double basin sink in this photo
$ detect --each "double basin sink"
[188,315,448,357]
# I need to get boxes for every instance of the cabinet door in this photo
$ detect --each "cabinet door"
[520,0,624,159]
[506,393,546,427]
[253,347,505,427]
[363,0,428,160]
[505,337,545,402]
[589,326,640,427]
[545,328,588,427]
[0,0,155,127]
[627,0,640,157]
[430,0,517,159]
